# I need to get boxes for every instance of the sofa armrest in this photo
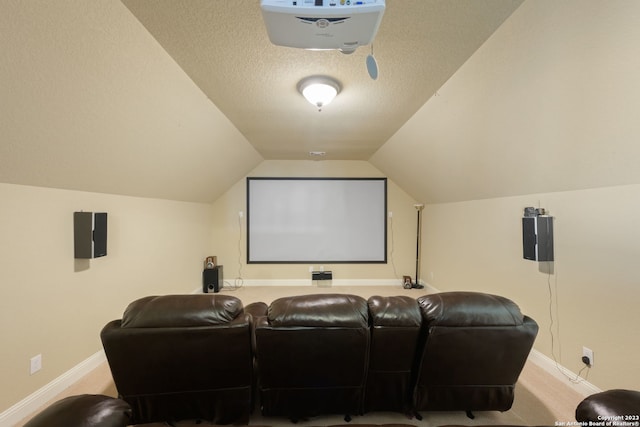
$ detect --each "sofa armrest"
[576,389,640,421]
[245,301,268,319]
[368,295,421,327]
[23,394,131,427]
[245,301,268,355]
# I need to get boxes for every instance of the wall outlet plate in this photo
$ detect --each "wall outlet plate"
[30,354,42,375]
[582,346,594,367]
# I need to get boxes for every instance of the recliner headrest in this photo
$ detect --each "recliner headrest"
[418,292,525,327]
[121,294,243,328]
[268,294,368,327]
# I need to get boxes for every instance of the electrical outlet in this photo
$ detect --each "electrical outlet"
[582,346,594,367]
[238,211,244,218]
[30,354,42,375]
[308,266,314,273]
[388,211,393,218]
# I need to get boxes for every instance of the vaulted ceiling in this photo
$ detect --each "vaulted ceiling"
[1,0,526,203]
[121,0,524,160]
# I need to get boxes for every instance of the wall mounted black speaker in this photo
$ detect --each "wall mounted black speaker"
[203,266,223,293]
[522,215,553,262]
[74,212,108,259]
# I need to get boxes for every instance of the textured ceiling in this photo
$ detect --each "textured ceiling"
[3,1,639,205]
[122,0,524,161]
[0,0,526,203]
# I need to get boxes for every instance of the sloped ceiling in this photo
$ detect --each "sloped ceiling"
[0,0,525,203]
[371,0,640,203]
[121,0,524,160]
[1,0,262,203]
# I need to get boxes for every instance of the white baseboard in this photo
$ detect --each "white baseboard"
[231,278,408,287]
[0,350,106,427]
[193,278,420,292]
[194,279,438,294]
[528,349,601,397]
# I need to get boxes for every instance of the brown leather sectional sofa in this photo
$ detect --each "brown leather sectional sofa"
[99,290,539,425]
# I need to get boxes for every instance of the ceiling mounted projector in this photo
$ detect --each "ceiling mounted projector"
[260,0,385,54]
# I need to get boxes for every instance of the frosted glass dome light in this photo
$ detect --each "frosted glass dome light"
[298,76,341,111]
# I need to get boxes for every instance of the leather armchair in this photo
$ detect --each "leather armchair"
[100,294,253,425]
[365,295,422,414]
[23,394,131,427]
[253,293,370,421]
[576,389,640,421]
[413,292,538,416]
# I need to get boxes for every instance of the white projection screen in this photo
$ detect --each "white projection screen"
[247,177,387,263]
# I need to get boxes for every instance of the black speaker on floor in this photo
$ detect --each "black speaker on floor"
[203,266,223,293]
[74,212,107,259]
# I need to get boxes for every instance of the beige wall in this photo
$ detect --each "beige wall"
[369,0,640,391]
[210,160,419,283]
[0,183,213,412]
[422,185,640,391]
[371,0,640,203]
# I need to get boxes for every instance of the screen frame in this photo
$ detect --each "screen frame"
[246,177,387,264]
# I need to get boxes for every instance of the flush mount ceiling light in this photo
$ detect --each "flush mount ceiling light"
[297,76,341,111]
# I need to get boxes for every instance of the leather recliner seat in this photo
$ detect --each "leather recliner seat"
[253,293,370,420]
[100,294,253,425]
[414,291,539,414]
